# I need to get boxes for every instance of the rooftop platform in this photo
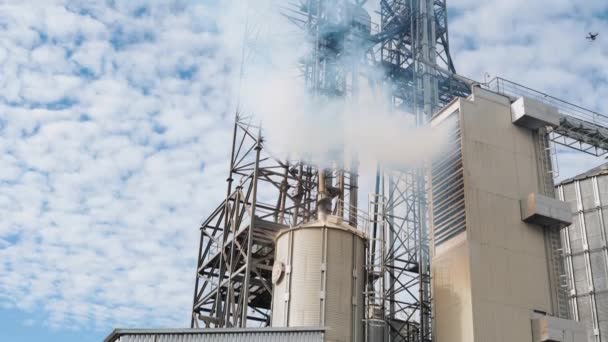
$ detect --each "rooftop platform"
[486,77,608,156]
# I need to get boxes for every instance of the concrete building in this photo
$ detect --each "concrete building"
[428,86,586,342]
[558,163,608,342]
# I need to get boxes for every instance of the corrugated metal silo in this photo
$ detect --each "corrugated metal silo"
[558,163,608,342]
[271,216,366,342]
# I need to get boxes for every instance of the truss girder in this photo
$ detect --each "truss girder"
[191,116,320,328]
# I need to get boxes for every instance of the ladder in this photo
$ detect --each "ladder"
[365,194,387,341]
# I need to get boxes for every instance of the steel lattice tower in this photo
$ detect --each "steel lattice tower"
[191,1,471,340]
[371,1,468,341]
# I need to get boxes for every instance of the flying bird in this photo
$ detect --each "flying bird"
[587,32,599,41]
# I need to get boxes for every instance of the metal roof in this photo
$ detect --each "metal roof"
[104,327,325,342]
[558,162,608,185]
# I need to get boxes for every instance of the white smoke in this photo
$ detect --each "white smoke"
[217,0,451,171]
[244,76,451,171]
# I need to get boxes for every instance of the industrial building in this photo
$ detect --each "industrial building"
[429,86,583,341]
[104,1,608,341]
[103,83,608,342]
[558,164,608,341]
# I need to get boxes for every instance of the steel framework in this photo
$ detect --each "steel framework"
[191,115,321,328]
[191,1,472,340]
[371,1,469,341]
[191,1,608,340]
[488,77,608,157]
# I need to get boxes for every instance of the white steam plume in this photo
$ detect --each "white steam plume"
[217,0,451,171]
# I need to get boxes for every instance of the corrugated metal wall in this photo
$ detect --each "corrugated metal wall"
[558,174,608,342]
[431,111,466,246]
[105,328,324,342]
[271,225,365,342]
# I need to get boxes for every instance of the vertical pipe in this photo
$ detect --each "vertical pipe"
[293,164,304,226]
[337,167,345,218]
[240,129,263,326]
[387,174,395,340]
[277,162,289,224]
[420,0,432,119]
[318,169,331,220]
[439,0,455,73]
[349,3,360,228]
[225,186,241,326]
[409,0,418,118]
[417,167,430,342]
[371,165,381,289]
[352,234,359,342]
[305,167,313,223]
[350,157,359,227]
[311,0,322,95]
[191,229,205,328]
[367,166,381,342]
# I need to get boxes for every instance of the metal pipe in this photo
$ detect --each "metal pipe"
[193,115,239,328]
[349,158,359,227]
[240,128,263,326]
[318,169,329,221]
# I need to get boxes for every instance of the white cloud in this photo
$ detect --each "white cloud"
[449,0,608,179]
[0,0,233,332]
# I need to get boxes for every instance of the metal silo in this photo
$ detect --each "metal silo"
[557,163,608,342]
[271,216,366,342]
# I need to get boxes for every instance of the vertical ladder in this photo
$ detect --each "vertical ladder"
[537,127,559,195]
[365,194,387,342]
[535,127,571,319]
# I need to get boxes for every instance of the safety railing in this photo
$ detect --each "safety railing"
[486,77,608,128]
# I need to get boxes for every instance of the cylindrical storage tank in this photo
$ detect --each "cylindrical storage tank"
[271,216,366,342]
[557,163,608,342]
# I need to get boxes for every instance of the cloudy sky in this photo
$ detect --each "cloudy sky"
[0,1,606,341]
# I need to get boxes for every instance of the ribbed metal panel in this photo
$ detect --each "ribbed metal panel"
[577,295,594,332]
[598,293,608,341]
[105,328,324,342]
[558,165,608,342]
[271,221,365,342]
[431,111,466,245]
[116,332,321,342]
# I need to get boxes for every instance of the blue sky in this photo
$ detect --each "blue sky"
[0,1,607,342]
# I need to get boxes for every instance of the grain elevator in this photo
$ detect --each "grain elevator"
[104,1,608,341]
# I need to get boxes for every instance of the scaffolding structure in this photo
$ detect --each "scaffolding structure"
[191,1,472,340]
[190,1,608,341]
[191,116,320,327]
[372,1,468,341]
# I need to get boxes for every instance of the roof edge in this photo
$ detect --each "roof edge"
[104,327,326,342]
[557,162,608,186]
